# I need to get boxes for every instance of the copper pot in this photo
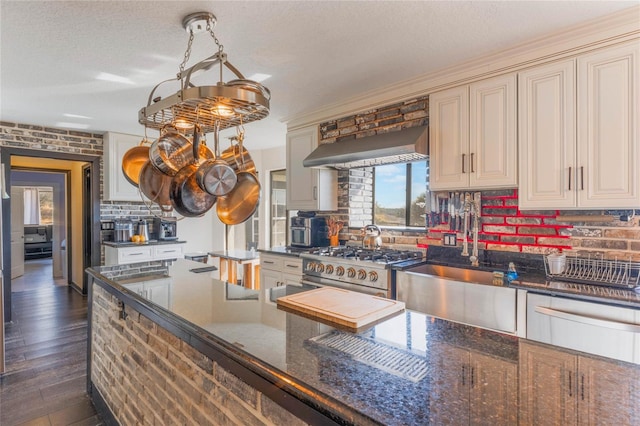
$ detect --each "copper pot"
[216,171,261,225]
[196,124,237,196]
[170,126,217,217]
[138,160,173,211]
[121,139,151,187]
[149,125,213,176]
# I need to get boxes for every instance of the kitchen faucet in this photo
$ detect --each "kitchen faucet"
[461,192,481,266]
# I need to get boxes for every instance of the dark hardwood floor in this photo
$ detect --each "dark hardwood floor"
[1,259,102,426]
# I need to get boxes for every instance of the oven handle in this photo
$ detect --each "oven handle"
[534,306,640,333]
[301,277,388,298]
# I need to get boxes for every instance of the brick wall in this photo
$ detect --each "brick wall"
[317,97,429,235]
[0,121,161,220]
[91,285,307,425]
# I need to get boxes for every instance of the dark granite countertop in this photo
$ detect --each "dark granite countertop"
[102,240,186,248]
[258,246,308,257]
[87,259,638,425]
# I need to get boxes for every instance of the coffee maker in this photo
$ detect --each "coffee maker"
[153,217,178,240]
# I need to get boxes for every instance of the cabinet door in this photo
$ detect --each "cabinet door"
[260,268,282,290]
[578,356,640,425]
[518,60,577,209]
[282,273,302,287]
[470,352,518,426]
[144,278,171,309]
[286,126,337,211]
[429,342,471,424]
[469,73,517,188]
[429,85,470,190]
[104,132,144,201]
[577,41,640,208]
[519,341,578,426]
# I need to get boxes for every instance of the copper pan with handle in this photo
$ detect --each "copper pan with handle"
[149,124,213,176]
[121,138,152,187]
[170,125,217,217]
[138,160,173,212]
[219,130,256,175]
[216,140,261,225]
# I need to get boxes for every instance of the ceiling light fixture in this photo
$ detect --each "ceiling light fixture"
[138,12,271,134]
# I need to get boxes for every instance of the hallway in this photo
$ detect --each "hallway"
[1,259,102,425]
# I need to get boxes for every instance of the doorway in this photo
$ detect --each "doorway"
[10,171,69,293]
[1,149,101,323]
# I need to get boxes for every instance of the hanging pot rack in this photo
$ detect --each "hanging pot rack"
[138,12,271,135]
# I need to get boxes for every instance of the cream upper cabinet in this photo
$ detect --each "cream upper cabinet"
[518,59,577,209]
[430,85,469,190]
[286,125,337,211]
[103,132,144,201]
[519,40,640,209]
[430,73,517,191]
[577,41,640,208]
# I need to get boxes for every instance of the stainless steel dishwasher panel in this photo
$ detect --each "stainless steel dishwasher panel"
[527,293,640,364]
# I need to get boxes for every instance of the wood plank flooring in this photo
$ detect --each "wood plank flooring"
[1,259,102,426]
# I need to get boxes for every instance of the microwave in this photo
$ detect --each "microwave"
[290,216,329,248]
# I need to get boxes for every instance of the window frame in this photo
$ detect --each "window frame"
[372,161,427,229]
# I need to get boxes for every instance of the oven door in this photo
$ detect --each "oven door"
[290,226,311,247]
[302,276,389,298]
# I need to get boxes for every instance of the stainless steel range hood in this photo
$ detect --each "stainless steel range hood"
[303,126,428,169]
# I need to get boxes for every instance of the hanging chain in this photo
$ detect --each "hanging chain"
[206,19,223,54]
[178,29,195,76]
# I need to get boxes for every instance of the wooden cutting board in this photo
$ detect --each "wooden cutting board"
[276,287,405,330]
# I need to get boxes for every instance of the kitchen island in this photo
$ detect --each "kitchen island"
[86,259,639,425]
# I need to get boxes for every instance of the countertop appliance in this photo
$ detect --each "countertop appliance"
[300,247,424,298]
[114,219,134,242]
[290,216,329,248]
[153,217,178,240]
[137,220,150,242]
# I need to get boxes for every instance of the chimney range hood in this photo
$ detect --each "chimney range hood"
[303,126,428,169]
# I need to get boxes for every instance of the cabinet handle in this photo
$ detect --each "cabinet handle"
[130,252,144,256]
[461,154,466,173]
[470,366,475,388]
[581,374,584,400]
[285,264,300,269]
[580,166,584,190]
[568,371,573,397]
[313,186,317,200]
[568,167,572,190]
[470,153,475,173]
[461,365,466,386]
[263,260,275,264]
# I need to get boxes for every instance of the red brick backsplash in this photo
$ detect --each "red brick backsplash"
[424,189,640,261]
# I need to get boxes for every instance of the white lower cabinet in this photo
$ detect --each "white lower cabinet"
[104,243,185,266]
[259,253,303,290]
[123,277,171,309]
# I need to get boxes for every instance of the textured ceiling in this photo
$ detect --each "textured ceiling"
[1,1,637,150]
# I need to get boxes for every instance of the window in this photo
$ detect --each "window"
[374,161,427,227]
[23,187,53,225]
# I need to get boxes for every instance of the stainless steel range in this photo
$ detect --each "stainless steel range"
[300,247,424,298]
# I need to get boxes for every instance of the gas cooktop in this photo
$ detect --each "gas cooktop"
[304,247,424,265]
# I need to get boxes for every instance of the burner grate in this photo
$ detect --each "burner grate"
[309,331,429,383]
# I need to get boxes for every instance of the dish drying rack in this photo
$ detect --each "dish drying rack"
[543,255,640,290]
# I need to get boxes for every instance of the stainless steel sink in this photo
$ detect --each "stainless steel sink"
[409,264,496,286]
